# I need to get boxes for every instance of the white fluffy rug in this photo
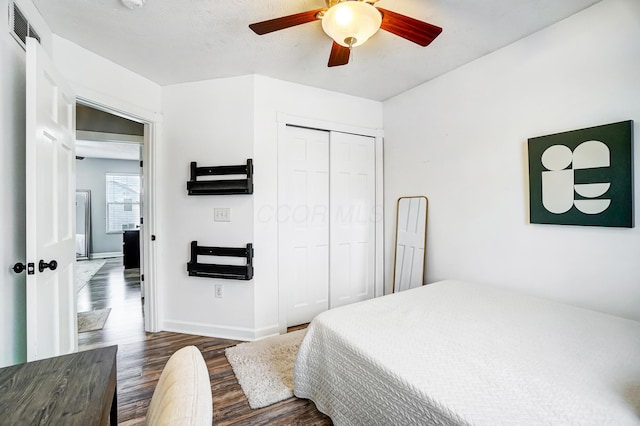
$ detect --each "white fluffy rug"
[75,259,106,293]
[225,329,306,409]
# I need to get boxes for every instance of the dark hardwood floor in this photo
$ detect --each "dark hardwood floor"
[77,258,331,425]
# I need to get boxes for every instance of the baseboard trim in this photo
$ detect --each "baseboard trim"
[162,320,257,342]
[90,252,123,259]
[253,324,281,340]
[161,321,282,341]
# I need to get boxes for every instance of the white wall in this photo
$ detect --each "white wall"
[49,32,383,341]
[0,0,52,367]
[159,74,382,340]
[76,157,141,255]
[52,35,161,119]
[0,6,160,364]
[159,75,256,339]
[383,0,640,321]
[253,75,384,336]
[50,33,162,331]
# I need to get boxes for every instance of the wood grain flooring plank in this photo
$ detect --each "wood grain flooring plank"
[78,258,331,425]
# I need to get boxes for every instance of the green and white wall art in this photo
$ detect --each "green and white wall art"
[528,120,634,228]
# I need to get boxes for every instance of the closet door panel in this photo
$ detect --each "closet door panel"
[330,131,376,308]
[280,126,330,326]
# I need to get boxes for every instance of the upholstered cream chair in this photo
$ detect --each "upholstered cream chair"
[145,346,212,426]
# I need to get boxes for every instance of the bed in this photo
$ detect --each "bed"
[293,280,640,425]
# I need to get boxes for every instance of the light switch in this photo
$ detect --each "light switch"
[214,207,231,222]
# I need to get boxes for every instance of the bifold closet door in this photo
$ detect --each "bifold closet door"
[280,126,330,327]
[329,131,376,308]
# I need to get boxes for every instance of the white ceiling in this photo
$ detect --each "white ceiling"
[32,0,601,101]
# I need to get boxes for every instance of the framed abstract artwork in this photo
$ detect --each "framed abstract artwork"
[528,120,634,228]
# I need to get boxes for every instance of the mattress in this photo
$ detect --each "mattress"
[293,280,640,425]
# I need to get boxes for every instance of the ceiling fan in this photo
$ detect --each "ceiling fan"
[249,0,442,67]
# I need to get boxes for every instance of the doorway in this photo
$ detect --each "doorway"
[74,102,147,345]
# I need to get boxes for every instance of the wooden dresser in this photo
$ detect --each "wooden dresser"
[0,346,118,425]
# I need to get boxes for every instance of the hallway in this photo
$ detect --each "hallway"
[77,258,145,350]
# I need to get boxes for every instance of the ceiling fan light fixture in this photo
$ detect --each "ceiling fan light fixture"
[321,1,382,48]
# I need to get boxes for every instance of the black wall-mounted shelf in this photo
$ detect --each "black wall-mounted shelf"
[187,241,254,280]
[187,159,253,195]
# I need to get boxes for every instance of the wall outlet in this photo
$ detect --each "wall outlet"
[214,284,223,299]
[214,207,231,222]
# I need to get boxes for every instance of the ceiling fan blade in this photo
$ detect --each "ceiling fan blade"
[378,7,442,47]
[328,41,350,67]
[249,9,324,35]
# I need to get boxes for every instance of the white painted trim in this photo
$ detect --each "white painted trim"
[143,121,160,332]
[253,324,281,340]
[276,120,288,336]
[375,135,384,298]
[277,113,384,138]
[89,252,123,259]
[276,113,384,333]
[162,320,263,342]
[75,90,158,124]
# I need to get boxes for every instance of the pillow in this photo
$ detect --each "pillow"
[145,346,212,426]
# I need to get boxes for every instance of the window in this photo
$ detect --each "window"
[106,173,141,233]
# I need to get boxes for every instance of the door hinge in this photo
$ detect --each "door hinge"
[140,160,143,167]
[140,217,144,225]
[151,235,156,241]
[141,274,144,282]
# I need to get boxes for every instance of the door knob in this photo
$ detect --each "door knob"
[13,262,35,275]
[39,259,58,273]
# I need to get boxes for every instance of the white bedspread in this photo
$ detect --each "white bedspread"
[293,280,640,425]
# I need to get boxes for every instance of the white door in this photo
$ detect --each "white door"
[329,131,376,308]
[139,144,145,299]
[279,126,330,326]
[25,38,77,361]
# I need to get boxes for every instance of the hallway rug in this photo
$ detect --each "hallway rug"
[225,329,306,409]
[76,259,106,293]
[77,308,111,333]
